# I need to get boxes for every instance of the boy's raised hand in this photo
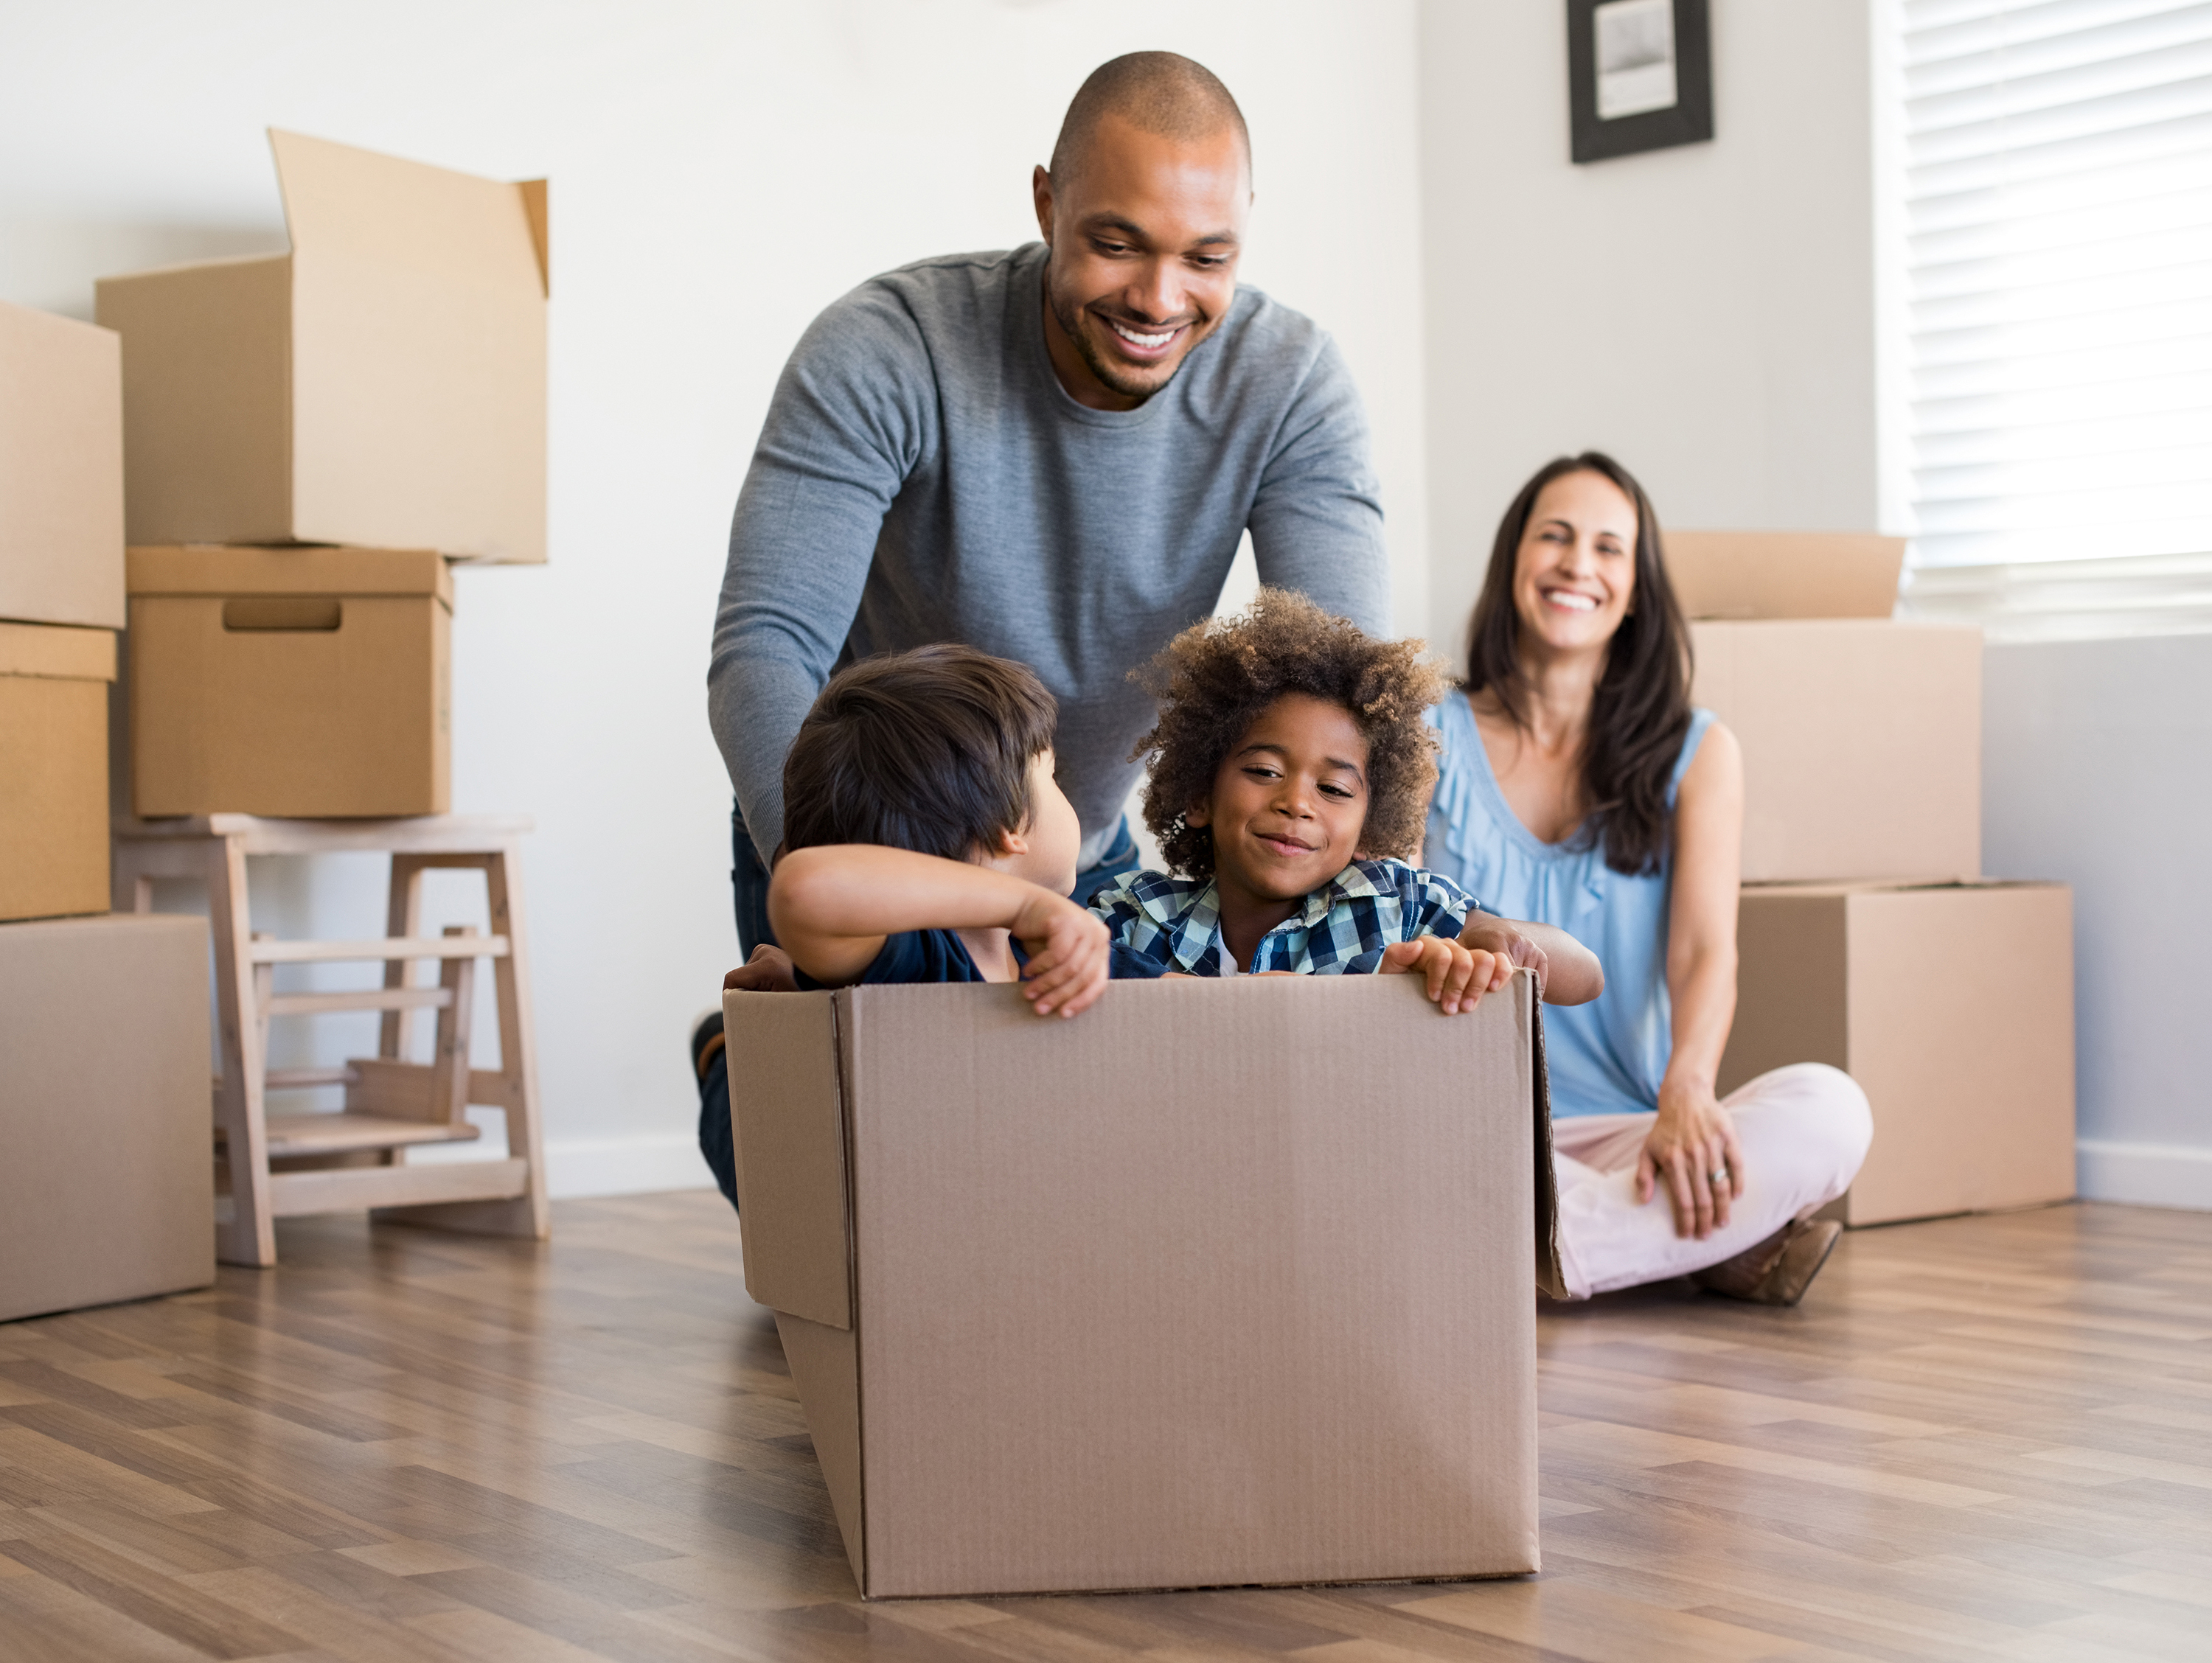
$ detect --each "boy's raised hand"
[723,944,799,994]
[1378,934,1499,1014]
[1012,891,1111,1018]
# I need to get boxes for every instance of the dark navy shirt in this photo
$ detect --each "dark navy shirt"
[796,927,1165,990]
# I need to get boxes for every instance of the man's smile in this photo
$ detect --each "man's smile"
[1100,314,1186,358]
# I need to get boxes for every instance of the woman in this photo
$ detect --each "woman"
[1425,453,1871,1305]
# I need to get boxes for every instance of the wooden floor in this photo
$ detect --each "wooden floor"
[2,1197,2208,1663]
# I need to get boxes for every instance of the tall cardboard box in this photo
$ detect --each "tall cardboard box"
[726,974,1560,1599]
[128,545,451,817]
[0,913,215,1322]
[1667,531,1981,882]
[0,299,125,628]
[95,130,547,563]
[1717,881,2076,1226]
[0,621,115,921]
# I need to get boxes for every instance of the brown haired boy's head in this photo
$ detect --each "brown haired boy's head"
[1132,588,1447,887]
[782,644,1062,868]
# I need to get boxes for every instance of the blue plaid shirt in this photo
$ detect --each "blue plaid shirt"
[1090,857,1482,976]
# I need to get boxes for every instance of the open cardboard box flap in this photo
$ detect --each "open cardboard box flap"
[1666,530,1905,619]
[96,131,546,563]
[725,970,1559,1597]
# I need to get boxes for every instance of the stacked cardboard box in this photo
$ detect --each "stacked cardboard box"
[1,298,124,919]
[0,301,215,1316]
[96,128,547,817]
[1670,531,2076,1224]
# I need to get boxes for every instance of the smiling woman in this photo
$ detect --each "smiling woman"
[1423,453,1873,1306]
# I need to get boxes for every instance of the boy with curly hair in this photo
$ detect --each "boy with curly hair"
[1093,588,1601,1005]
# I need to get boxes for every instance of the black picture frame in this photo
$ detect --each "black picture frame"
[1568,0,1714,164]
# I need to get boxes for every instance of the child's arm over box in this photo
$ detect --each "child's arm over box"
[770,845,1111,1016]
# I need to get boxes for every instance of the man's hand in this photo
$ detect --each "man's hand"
[1635,1078,1746,1239]
[1460,916,1551,997]
[723,944,799,994]
[1011,892,1111,1018]
[1377,935,1498,1014]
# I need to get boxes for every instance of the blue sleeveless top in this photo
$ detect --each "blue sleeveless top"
[1424,692,1714,1118]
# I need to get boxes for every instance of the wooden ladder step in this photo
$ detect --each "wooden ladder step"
[263,1066,357,1091]
[248,935,509,965]
[260,1112,484,1157]
[265,987,453,1018]
[267,1157,529,1218]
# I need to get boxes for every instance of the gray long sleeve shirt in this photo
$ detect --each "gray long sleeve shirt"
[709,240,1389,865]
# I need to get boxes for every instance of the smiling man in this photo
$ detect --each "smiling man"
[708,52,1389,962]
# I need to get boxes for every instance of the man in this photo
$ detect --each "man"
[710,50,1388,940]
[696,52,1390,1201]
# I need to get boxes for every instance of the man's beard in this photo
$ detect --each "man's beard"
[1048,285,1184,405]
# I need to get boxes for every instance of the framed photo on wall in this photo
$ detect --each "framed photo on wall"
[1568,0,1714,164]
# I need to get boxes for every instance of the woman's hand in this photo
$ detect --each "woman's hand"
[1011,891,1111,1018]
[1637,1076,1745,1239]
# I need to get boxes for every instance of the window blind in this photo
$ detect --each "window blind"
[1902,0,2212,568]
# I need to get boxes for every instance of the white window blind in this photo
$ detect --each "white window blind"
[1902,0,2212,569]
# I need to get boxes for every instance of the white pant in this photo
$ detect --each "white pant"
[1552,1063,1873,1299]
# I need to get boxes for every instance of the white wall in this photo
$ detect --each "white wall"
[1985,637,2212,1210]
[1415,0,1881,655]
[1,0,1428,1195]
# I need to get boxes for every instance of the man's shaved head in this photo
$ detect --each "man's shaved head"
[1048,52,1251,186]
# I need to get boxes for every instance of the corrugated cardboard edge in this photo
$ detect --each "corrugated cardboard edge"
[773,1309,866,1591]
[517,181,550,296]
[0,621,116,683]
[721,989,853,1330]
[1528,981,1564,1301]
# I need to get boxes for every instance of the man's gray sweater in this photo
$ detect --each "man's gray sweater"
[709,240,1390,867]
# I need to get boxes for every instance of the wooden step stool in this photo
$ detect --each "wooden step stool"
[114,813,549,1266]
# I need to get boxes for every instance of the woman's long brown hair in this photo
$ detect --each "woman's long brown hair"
[1464,452,1692,876]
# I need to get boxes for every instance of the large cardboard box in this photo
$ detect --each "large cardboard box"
[1718,880,2075,1226]
[726,973,1560,1600]
[0,299,125,628]
[1667,529,1978,882]
[95,130,547,563]
[0,621,115,921]
[128,545,451,817]
[0,912,215,1322]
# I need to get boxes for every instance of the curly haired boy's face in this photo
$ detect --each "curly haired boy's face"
[1186,694,1369,904]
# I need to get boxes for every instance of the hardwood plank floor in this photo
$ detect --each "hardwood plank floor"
[1,1195,2205,1661]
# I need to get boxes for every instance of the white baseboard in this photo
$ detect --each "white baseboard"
[371,1120,718,1201]
[2078,1139,2212,1212]
[545,1134,717,1199]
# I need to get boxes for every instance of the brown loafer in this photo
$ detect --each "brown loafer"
[1693,1217,1843,1307]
